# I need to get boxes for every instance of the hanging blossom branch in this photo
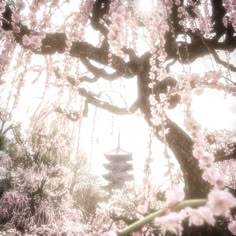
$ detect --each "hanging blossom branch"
[164,0,236,66]
[2,2,236,74]
[1,4,136,79]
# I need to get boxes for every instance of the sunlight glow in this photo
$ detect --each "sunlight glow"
[136,0,155,17]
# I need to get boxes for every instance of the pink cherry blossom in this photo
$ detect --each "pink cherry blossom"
[207,190,236,216]
[15,1,26,10]
[102,231,118,236]
[0,79,6,85]
[202,167,224,187]
[132,229,143,236]
[22,35,31,46]
[186,207,215,226]
[149,95,157,106]
[31,35,42,49]
[12,25,20,33]
[180,93,192,105]
[12,13,21,23]
[198,152,214,168]
[184,117,201,134]
[155,212,185,235]
[193,87,204,95]
[0,2,6,14]
[165,186,185,207]
[0,56,9,66]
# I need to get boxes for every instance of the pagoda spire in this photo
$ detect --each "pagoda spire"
[117,129,120,148]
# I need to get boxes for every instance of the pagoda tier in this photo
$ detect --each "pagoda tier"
[103,173,133,182]
[102,182,123,191]
[104,146,132,161]
[103,162,133,172]
[103,143,133,191]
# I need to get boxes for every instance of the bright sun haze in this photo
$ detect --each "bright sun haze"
[136,0,154,16]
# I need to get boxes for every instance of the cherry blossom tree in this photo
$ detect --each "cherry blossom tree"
[1,0,236,235]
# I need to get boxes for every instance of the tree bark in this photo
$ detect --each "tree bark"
[136,58,210,198]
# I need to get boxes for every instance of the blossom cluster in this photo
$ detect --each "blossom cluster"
[107,0,128,56]
[71,0,95,40]
[177,71,236,189]
[173,0,213,36]
[223,0,236,30]
[154,190,236,236]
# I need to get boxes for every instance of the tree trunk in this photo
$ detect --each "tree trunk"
[137,59,210,198]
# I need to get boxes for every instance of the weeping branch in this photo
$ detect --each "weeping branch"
[164,0,236,65]
[2,3,236,74]
[1,5,135,79]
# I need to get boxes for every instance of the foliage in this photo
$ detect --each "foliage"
[0,114,106,235]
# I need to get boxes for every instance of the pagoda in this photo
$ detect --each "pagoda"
[103,137,133,191]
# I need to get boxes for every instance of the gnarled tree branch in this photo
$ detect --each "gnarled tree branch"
[80,58,121,80]
[78,87,139,115]
[215,143,236,162]
[211,50,236,72]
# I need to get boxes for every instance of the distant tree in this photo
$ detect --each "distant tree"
[1,1,236,235]
[0,112,104,235]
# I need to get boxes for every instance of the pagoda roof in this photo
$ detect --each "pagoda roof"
[102,182,123,190]
[103,173,133,182]
[103,162,133,171]
[104,146,132,157]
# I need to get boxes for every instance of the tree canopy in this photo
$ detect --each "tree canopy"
[1,0,236,235]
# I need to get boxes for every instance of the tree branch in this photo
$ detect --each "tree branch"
[90,0,110,35]
[216,152,236,162]
[78,87,139,115]
[2,124,13,135]
[211,50,236,72]
[1,5,135,79]
[211,0,234,42]
[70,42,134,77]
[164,0,236,66]
[80,58,121,80]
[215,143,236,162]
[3,3,236,74]
[79,76,100,83]
[165,36,236,64]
